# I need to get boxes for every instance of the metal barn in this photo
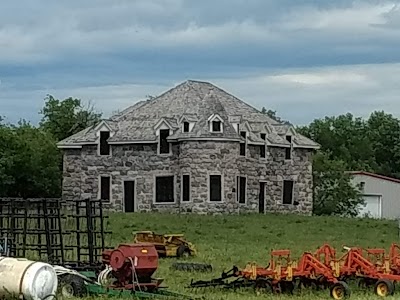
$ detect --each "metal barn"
[350,171,400,219]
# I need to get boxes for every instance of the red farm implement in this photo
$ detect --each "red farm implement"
[189,248,351,299]
[312,243,400,297]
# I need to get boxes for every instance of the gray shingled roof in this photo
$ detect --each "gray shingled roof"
[57,80,319,149]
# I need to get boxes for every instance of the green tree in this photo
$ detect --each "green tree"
[39,94,102,142]
[312,151,363,217]
[297,113,376,171]
[0,120,61,198]
[260,107,291,124]
[0,123,15,194]
[366,111,400,178]
[297,113,377,216]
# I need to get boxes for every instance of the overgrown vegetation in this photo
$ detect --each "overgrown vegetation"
[1,96,398,218]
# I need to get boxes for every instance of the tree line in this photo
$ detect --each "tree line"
[0,95,101,199]
[1,95,397,216]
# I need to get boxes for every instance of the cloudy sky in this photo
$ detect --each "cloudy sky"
[1,0,400,126]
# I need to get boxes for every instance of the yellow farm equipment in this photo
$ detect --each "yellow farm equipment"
[133,231,196,258]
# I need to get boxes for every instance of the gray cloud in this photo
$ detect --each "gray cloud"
[1,0,399,64]
[1,0,400,126]
[3,63,400,127]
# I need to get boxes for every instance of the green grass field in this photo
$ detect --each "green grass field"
[97,212,400,300]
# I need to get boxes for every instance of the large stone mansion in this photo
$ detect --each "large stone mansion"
[57,80,319,215]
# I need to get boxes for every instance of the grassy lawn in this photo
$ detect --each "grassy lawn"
[97,212,399,300]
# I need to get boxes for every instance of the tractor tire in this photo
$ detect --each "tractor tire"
[279,281,296,294]
[171,262,213,272]
[57,274,86,299]
[374,279,395,297]
[254,278,273,295]
[330,281,351,300]
[177,245,190,258]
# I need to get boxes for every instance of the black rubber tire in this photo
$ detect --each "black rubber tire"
[330,281,351,299]
[280,281,296,294]
[254,278,273,295]
[374,279,395,297]
[57,274,86,298]
[177,244,190,257]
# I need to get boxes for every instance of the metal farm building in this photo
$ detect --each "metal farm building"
[350,171,400,220]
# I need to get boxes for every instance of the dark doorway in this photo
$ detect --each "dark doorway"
[124,181,135,212]
[259,182,265,214]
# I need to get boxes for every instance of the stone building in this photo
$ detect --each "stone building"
[57,80,320,215]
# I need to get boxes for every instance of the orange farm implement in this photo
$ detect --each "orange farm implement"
[188,243,400,299]
[313,243,400,297]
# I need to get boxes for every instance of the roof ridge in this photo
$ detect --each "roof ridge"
[349,171,400,184]
[187,79,213,85]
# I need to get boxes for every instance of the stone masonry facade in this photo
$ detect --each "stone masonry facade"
[62,140,313,215]
[59,80,318,215]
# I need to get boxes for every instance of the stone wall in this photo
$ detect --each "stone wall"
[61,140,313,215]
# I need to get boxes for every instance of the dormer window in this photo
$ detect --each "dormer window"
[212,121,221,132]
[183,122,190,133]
[95,120,113,156]
[154,118,173,155]
[240,131,246,156]
[100,131,110,155]
[159,129,170,154]
[285,135,292,159]
[208,114,224,133]
[260,133,266,158]
[179,114,198,133]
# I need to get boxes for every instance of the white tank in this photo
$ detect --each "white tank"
[0,257,58,300]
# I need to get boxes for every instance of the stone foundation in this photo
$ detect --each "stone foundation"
[62,141,313,215]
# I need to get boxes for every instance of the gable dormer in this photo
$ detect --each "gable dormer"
[179,115,197,133]
[238,121,252,141]
[284,126,296,160]
[264,123,273,135]
[94,120,115,156]
[228,115,242,133]
[258,123,272,142]
[154,118,174,155]
[237,122,251,157]
[207,114,224,133]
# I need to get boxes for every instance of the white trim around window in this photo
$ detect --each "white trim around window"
[181,173,191,202]
[153,174,176,204]
[281,179,295,205]
[236,175,247,205]
[207,172,224,203]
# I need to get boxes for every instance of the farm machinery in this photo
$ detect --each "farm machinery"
[56,242,197,300]
[133,231,212,273]
[188,243,400,299]
[189,248,351,299]
[0,198,197,300]
[133,231,196,258]
[312,243,400,297]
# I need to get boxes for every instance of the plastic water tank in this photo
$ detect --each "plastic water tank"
[0,257,58,300]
